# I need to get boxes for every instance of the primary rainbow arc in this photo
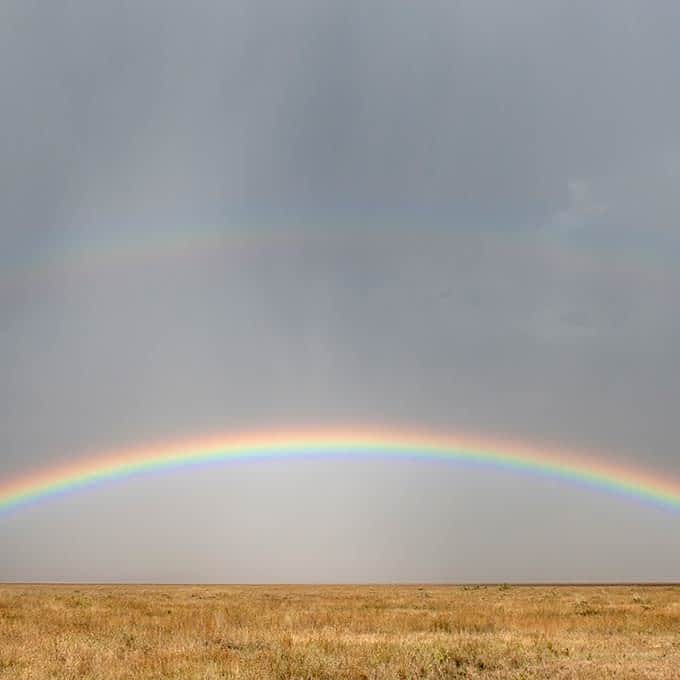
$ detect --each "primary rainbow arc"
[1,428,679,513]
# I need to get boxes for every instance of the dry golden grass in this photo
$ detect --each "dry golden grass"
[1,584,680,679]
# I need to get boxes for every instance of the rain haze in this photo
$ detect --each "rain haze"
[2,1,680,582]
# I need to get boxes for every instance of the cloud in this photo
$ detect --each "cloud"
[1,0,680,580]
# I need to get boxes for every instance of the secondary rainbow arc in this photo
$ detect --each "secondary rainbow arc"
[1,429,679,513]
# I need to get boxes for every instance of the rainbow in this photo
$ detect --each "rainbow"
[1,428,680,514]
[2,225,667,295]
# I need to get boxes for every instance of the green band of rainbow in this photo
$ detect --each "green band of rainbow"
[1,429,679,513]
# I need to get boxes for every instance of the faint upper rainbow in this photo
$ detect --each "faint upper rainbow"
[1,225,669,293]
[1,428,680,514]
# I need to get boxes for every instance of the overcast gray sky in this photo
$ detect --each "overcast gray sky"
[2,0,680,582]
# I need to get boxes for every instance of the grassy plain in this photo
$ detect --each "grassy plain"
[1,584,679,679]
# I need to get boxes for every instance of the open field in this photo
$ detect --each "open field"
[1,584,680,679]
